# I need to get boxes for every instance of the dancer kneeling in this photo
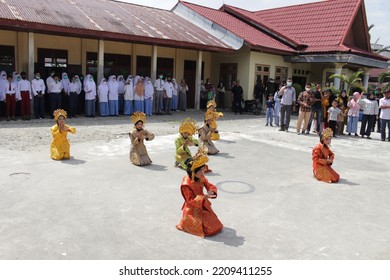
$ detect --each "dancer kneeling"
[176,152,223,237]
[50,109,76,160]
[129,111,155,166]
[198,110,219,155]
[312,127,340,183]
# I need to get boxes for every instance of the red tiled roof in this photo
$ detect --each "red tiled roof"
[0,0,232,52]
[252,0,362,52]
[179,1,296,54]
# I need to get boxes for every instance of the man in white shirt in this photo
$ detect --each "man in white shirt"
[4,75,17,121]
[154,73,164,115]
[278,78,296,132]
[49,73,63,116]
[31,70,46,119]
[379,89,390,141]
[17,71,32,120]
[163,77,174,115]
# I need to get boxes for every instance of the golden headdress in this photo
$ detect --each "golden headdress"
[190,150,209,180]
[132,111,146,124]
[321,127,333,141]
[206,100,217,109]
[179,118,197,135]
[53,109,67,121]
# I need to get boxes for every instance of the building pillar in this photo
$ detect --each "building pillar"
[363,69,371,90]
[195,50,202,110]
[333,63,345,90]
[28,32,35,114]
[132,43,136,75]
[28,32,35,81]
[151,45,157,83]
[97,39,104,84]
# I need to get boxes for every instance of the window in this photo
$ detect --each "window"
[38,48,68,68]
[220,63,237,91]
[157,57,174,78]
[86,52,131,79]
[255,63,270,84]
[275,66,288,84]
[136,56,151,77]
[0,45,15,73]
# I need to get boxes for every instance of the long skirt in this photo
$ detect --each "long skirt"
[109,100,118,116]
[171,94,178,110]
[124,100,134,115]
[99,102,109,116]
[178,92,187,111]
[85,100,95,116]
[144,99,153,116]
[134,100,144,113]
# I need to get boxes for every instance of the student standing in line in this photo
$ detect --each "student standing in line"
[31,70,46,119]
[108,75,119,116]
[84,74,96,117]
[18,71,32,120]
[124,75,134,116]
[97,77,109,117]
[144,77,153,116]
[68,75,81,118]
[3,74,17,121]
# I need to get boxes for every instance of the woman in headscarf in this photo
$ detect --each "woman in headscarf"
[134,77,145,113]
[178,78,188,111]
[0,71,7,118]
[108,75,119,116]
[346,92,361,136]
[50,109,76,160]
[129,112,155,166]
[312,127,340,183]
[97,77,109,117]
[176,151,223,238]
[123,75,134,116]
[84,74,96,117]
[144,77,153,116]
[171,78,178,111]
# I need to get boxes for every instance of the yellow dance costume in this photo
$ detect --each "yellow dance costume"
[206,100,223,140]
[50,109,76,160]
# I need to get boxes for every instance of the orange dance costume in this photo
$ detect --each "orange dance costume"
[312,128,340,183]
[176,152,223,237]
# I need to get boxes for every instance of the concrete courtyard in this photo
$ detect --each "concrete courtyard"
[0,111,389,260]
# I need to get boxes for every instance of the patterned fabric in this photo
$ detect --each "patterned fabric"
[176,175,223,238]
[312,143,340,183]
[298,91,313,112]
[129,128,155,166]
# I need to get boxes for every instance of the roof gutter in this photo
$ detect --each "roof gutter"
[172,2,244,50]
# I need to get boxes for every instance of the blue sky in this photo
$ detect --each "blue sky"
[121,0,390,47]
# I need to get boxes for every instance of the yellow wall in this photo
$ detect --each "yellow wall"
[34,34,82,64]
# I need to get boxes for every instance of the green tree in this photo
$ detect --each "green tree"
[378,71,390,91]
[329,70,366,96]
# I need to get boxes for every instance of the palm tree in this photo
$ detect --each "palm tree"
[378,71,390,91]
[329,70,365,95]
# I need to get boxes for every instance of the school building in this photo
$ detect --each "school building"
[0,0,388,109]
